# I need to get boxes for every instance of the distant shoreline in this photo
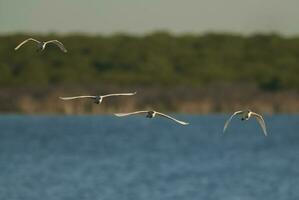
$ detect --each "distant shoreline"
[1,85,298,114]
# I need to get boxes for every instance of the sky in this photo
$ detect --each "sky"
[1,0,299,36]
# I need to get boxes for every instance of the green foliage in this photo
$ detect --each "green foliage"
[1,33,299,90]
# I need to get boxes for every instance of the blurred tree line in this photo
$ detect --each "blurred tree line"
[1,32,299,91]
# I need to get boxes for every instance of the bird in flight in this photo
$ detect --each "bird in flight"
[15,38,67,53]
[223,109,268,136]
[115,110,189,125]
[59,92,136,104]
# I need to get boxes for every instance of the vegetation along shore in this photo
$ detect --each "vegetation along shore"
[1,33,298,113]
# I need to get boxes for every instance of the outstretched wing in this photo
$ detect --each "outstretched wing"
[59,96,96,100]
[223,111,244,133]
[114,110,148,117]
[156,112,189,125]
[251,112,267,136]
[45,40,67,52]
[101,92,137,98]
[15,38,40,50]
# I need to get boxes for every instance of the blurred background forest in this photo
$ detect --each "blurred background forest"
[1,32,299,114]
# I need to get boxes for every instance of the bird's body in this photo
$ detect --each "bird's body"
[241,110,251,120]
[37,41,44,50]
[146,111,156,118]
[223,109,268,136]
[115,110,189,125]
[94,96,103,104]
[15,38,67,53]
[59,92,136,104]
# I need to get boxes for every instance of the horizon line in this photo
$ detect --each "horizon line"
[1,30,298,38]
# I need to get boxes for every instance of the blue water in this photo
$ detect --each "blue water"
[0,115,298,200]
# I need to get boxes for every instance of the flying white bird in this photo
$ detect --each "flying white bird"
[15,38,67,52]
[59,92,136,104]
[223,109,268,136]
[115,110,189,125]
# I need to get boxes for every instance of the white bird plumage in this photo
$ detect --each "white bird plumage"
[223,109,268,136]
[15,38,67,52]
[59,92,136,104]
[115,110,189,125]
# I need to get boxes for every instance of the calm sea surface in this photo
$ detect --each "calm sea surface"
[0,115,298,200]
